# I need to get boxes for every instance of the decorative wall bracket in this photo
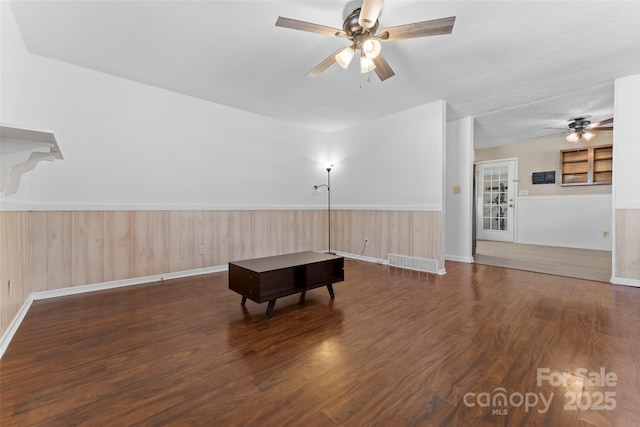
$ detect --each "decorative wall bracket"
[1,124,63,196]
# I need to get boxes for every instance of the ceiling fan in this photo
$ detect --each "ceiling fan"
[275,0,456,81]
[545,116,613,143]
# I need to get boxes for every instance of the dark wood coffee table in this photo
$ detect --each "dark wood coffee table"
[228,251,344,318]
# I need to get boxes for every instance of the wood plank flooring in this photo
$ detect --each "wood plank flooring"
[2,260,639,426]
[474,240,612,283]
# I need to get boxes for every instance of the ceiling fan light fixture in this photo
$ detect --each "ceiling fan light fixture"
[335,46,355,69]
[583,131,595,141]
[362,38,382,59]
[360,52,376,73]
[566,132,580,143]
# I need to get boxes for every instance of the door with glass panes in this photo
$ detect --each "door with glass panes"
[476,159,516,242]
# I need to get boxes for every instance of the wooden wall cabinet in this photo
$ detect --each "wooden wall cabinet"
[561,144,612,186]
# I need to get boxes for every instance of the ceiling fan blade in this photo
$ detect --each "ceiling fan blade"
[589,118,613,128]
[589,127,614,131]
[372,54,395,81]
[544,127,570,130]
[359,0,384,29]
[535,131,568,139]
[378,16,456,41]
[276,16,346,37]
[306,48,343,78]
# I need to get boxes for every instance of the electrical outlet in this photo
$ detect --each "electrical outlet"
[199,245,205,255]
[603,231,609,238]
[364,239,369,245]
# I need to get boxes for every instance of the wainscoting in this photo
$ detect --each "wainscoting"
[615,209,640,282]
[516,194,612,250]
[0,212,31,343]
[0,209,442,341]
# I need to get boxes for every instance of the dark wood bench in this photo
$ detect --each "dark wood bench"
[228,251,344,318]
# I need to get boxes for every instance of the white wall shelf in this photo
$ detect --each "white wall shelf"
[0,124,63,196]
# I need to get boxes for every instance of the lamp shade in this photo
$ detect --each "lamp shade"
[583,131,595,141]
[362,38,382,59]
[566,132,580,143]
[360,52,376,73]
[335,46,355,69]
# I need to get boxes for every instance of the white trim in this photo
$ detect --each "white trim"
[335,250,447,275]
[332,205,442,211]
[475,157,519,166]
[32,265,228,300]
[0,198,32,211]
[333,250,388,266]
[610,276,640,288]
[515,240,612,251]
[0,295,34,360]
[0,264,228,360]
[614,201,640,209]
[445,255,474,263]
[517,194,612,201]
[1,202,443,212]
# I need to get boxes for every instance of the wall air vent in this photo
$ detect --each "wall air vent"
[388,254,437,273]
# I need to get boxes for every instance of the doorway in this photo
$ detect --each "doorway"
[475,159,517,242]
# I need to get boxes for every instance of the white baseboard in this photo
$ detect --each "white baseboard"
[445,254,474,263]
[32,265,228,301]
[610,276,640,288]
[515,239,611,252]
[333,250,388,266]
[0,264,228,360]
[335,250,447,275]
[0,295,34,360]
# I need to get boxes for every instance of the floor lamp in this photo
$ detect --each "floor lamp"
[314,166,333,254]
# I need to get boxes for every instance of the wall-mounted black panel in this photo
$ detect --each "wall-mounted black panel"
[532,171,556,184]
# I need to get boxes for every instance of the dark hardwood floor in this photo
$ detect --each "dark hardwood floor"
[1,260,639,426]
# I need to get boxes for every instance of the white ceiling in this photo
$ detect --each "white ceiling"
[8,0,640,149]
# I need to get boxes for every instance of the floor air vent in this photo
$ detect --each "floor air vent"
[388,254,438,273]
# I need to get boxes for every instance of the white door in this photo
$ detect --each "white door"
[476,159,516,242]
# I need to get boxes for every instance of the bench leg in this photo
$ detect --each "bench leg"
[266,299,276,319]
[327,284,335,299]
[241,296,247,306]
[299,291,306,304]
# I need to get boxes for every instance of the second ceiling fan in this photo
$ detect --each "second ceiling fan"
[275,0,456,81]
[546,116,614,143]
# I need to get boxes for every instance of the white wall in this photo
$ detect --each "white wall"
[10,55,329,209]
[326,101,446,210]
[516,194,612,250]
[1,1,328,211]
[0,1,30,125]
[612,73,640,285]
[613,74,640,210]
[445,117,474,262]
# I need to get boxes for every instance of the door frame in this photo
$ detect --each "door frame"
[474,157,519,243]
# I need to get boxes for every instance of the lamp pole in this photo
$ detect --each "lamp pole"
[314,165,333,255]
[326,166,332,254]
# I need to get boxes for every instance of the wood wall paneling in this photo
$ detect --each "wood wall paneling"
[1,208,443,340]
[45,212,73,290]
[103,211,133,282]
[0,212,31,340]
[616,209,640,280]
[132,211,155,278]
[29,212,46,292]
[72,211,105,286]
